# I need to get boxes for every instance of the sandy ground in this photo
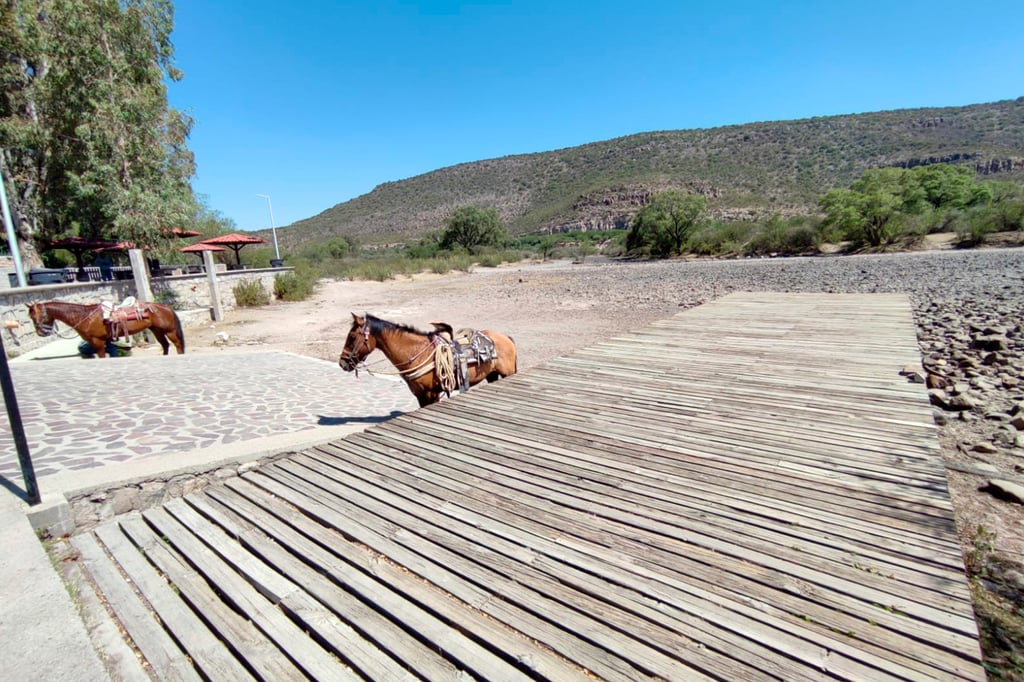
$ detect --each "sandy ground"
[140,260,672,372]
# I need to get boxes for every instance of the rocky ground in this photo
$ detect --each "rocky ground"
[143,239,1024,675]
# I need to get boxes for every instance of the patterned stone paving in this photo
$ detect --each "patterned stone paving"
[0,351,418,481]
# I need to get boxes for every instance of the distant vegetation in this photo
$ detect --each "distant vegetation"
[243,158,1023,292]
[820,164,1024,247]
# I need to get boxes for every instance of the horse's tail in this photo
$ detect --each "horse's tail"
[173,309,185,353]
[508,334,517,374]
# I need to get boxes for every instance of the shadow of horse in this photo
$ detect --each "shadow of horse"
[316,410,405,426]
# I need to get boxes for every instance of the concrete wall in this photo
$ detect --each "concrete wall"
[0,267,288,357]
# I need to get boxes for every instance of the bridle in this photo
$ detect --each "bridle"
[339,319,439,378]
[340,322,373,371]
[29,301,103,339]
[29,303,55,336]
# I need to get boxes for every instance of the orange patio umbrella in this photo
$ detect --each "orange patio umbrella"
[198,232,265,265]
[180,242,226,261]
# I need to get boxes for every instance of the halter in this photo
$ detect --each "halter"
[341,320,437,378]
[32,303,56,336]
[31,302,104,339]
[340,323,373,372]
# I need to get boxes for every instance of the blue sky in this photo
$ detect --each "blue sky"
[167,1,1024,232]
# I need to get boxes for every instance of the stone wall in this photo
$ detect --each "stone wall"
[0,267,288,357]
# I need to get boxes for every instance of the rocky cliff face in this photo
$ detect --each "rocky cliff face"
[543,183,726,234]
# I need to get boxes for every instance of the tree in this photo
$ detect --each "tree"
[820,168,914,246]
[0,0,194,269]
[439,206,507,252]
[910,163,990,210]
[627,190,707,256]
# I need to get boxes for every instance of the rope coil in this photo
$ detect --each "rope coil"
[434,342,456,394]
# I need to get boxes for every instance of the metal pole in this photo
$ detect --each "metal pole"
[0,333,40,505]
[256,194,280,260]
[0,151,27,288]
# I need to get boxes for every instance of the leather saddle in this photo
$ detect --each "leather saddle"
[430,322,498,391]
[102,298,149,341]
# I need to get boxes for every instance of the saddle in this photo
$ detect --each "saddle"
[102,297,149,342]
[430,321,498,393]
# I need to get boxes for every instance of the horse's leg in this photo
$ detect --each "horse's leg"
[151,330,171,355]
[89,338,107,358]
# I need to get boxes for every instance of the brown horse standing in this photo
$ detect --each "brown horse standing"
[28,300,185,357]
[339,313,516,407]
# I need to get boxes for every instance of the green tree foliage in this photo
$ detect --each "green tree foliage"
[439,206,508,252]
[972,181,1024,232]
[818,164,1006,247]
[0,0,194,268]
[626,190,707,256]
[298,236,353,262]
[820,169,908,246]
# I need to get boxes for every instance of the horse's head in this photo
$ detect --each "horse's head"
[27,302,55,337]
[339,313,376,371]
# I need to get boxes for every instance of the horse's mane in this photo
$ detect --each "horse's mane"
[364,313,431,338]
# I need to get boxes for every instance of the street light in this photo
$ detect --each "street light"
[255,193,280,261]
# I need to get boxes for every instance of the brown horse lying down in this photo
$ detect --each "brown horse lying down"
[338,313,516,407]
[28,300,185,357]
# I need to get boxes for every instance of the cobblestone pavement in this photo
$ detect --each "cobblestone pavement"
[0,349,418,481]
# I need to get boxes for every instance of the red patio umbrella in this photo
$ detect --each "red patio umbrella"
[198,232,266,265]
[181,242,226,261]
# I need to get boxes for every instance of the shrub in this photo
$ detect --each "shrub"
[689,222,757,256]
[233,279,270,306]
[273,271,315,301]
[746,218,820,256]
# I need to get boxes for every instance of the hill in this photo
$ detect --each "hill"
[259,98,1024,250]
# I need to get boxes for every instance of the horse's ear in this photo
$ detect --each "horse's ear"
[350,312,363,324]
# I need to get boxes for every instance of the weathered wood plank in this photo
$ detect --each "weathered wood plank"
[313,434,978,677]
[114,513,309,680]
[91,522,255,681]
[159,497,419,682]
[70,531,203,682]
[272,451,923,680]
[238,468,674,681]
[305,440,972,679]
[203,482,588,681]
[139,505,357,680]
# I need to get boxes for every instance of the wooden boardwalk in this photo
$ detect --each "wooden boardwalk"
[71,292,984,680]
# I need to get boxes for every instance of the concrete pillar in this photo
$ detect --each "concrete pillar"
[203,250,223,322]
[128,249,152,303]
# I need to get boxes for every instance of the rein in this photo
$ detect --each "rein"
[35,302,103,339]
[346,323,441,380]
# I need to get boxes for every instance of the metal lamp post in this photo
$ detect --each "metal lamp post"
[256,193,280,261]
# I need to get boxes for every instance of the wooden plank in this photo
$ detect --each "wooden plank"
[91,522,255,681]
[370,413,966,573]
[271,452,913,681]
[69,292,984,681]
[159,497,420,682]
[70,531,202,682]
[115,513,309,680]
[139,505,358,680]
[236,469,678,682]
[307,438,978,679]
[201,483,586,681]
